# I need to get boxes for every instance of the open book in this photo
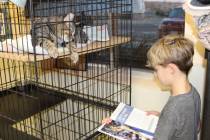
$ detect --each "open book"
[98,103,159,140]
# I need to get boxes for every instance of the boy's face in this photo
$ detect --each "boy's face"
[153,64,172,86]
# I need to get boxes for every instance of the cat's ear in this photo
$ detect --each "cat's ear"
[64,12,74,28]
[64,12,74,22]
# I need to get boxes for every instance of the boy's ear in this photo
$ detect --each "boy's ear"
[167,63,178,74]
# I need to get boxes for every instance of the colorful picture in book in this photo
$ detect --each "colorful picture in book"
[101,120,142,140]
[0,12,5,35]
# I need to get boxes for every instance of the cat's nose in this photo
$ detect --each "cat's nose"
[61,42,66,47]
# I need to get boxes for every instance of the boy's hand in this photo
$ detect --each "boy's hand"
[102,118,112,124]
[146,111,160,117]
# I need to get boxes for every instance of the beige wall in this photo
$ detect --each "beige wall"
[131,69,170,112]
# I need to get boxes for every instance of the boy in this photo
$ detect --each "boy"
[146,34,201,140]
[103,35,201,140]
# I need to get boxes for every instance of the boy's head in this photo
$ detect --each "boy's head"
[147,34,194,75]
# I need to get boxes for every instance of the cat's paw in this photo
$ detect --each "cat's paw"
[48,46,59,58]
[67,43,78,63]
[70,52,79,64]
[42,40,59,58]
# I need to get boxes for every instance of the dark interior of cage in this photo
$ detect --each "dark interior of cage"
[0,83,117,140]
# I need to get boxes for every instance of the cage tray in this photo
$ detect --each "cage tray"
[0,84,68,140]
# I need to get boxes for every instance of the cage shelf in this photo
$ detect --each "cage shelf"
[0,36,130,62]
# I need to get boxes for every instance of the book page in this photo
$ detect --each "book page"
[125,108,158,133]
[98,103,159,139]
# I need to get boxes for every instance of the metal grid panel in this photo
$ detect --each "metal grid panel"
[0,0,132,139]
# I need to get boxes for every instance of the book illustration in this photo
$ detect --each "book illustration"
[100,120,142,140]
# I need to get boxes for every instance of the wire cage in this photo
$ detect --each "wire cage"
[0,0,132,139]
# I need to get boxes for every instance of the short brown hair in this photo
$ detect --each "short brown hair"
[147,34,194,74]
